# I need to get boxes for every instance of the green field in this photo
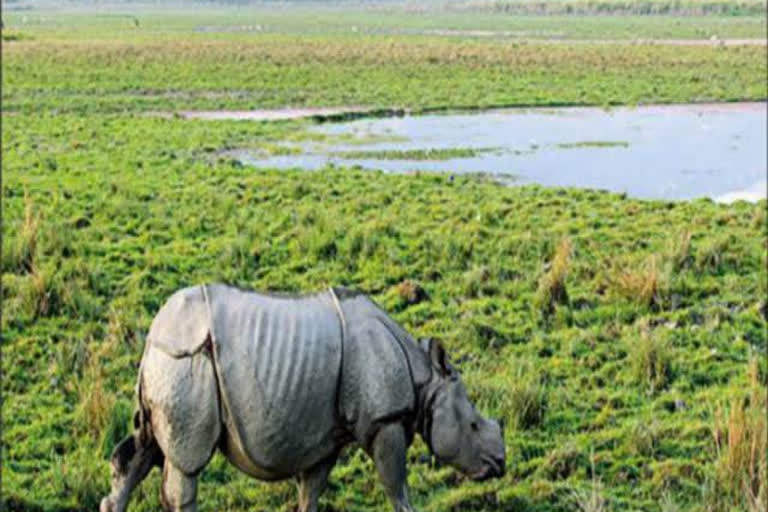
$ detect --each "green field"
[2,4,767,512]
[3,5,767,114]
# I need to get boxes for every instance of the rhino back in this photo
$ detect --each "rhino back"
[207,284,343,474]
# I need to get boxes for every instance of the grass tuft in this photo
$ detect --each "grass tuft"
[571,450,607,512]
[26,266,62,319]
[463,266,494,298]
[395,279,429,306]
[541,442,586,480]
[695,235,734,274]
[535,237,571,316]
[506,362,548,431]
[710,358,767,511]
[610,255,668,309]
[3,191,40,274]
[76,350,116,439]
[626,330,673,394]
[101,399,134,459]
[667,230,693,272]
[625,419,661,458]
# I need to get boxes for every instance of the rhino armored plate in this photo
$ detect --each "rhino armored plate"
[207,284,343,473]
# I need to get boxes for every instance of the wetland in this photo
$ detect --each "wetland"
[230,102,767,201]
[2,4,766,512]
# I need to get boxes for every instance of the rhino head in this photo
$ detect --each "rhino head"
[419,339,506,481]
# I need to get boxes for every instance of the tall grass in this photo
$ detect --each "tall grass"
[571,450,607,512]
[626,330,673,394]
[710,358,767,511]
[535,237,571,316]
[76,349,116,439]
[507,363,548,431]
[395,279,428,305]
[3,101,766,511]
[696,236,735,274]
[463,265,494,298]
[610,255,669,310]
[667,230,692,272]
[2,191,40,274]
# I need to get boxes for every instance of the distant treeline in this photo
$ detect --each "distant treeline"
[451,0,767,15]
[6,0,766,15]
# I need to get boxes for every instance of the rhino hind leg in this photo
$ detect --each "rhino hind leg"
[142,344,222,474]
[141,343,221,511]
[100,433,163,512]
[161,461,199,512]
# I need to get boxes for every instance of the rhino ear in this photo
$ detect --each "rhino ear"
[429,339,452,377]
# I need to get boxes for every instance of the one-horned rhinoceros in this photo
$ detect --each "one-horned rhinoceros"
[101,284,506,512]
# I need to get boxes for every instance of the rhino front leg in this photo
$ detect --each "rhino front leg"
[296,453,337,512]
[371,423,414,512]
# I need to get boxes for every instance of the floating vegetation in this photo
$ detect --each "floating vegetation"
[331,147,496,160]
[555,140,630,149]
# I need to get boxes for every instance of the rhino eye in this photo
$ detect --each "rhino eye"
[470,421,479,432]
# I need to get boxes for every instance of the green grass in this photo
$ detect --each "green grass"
[2,8,766,115]
[3,111,766,512]
[3,35,765,115]
[2,6,767,512]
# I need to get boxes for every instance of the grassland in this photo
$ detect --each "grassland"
[3,5,767,115]
[4,4,766,39]
[3,35,766,115]
[3,110,766,512]
[2,5,767,512]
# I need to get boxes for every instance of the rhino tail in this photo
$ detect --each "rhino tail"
[133,363,154,448]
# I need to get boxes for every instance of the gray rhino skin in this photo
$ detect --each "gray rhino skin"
[101,284,506,512]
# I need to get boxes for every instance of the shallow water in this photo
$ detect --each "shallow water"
[235,103,767,202]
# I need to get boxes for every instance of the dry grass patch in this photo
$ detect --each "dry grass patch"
[609,255,669,309]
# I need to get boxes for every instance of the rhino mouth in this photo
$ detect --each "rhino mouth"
[470,455,505,481]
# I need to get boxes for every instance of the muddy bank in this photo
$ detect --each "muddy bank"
[177,107,406,122]
[172,101,764,122]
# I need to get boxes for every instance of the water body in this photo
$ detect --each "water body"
[234,103,767,202]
